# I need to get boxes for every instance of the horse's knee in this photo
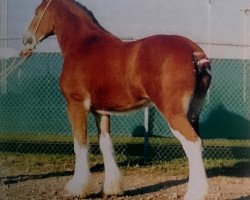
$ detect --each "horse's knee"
[67,102,89,146]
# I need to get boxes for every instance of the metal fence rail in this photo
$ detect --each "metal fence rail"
[0,53,249,161]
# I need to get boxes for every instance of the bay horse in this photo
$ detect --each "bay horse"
[21,0,211,199]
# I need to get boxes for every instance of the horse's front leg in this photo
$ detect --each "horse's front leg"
[64,101,91,198]
[94,113,124,196]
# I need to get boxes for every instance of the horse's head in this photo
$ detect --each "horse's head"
[21,0,55,57]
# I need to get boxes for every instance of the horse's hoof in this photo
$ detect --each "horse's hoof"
[64,178,91,199]
[103,174,124,196]
[184,194,208,200]
[103,185,124,197]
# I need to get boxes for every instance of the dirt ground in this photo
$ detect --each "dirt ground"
[1,166,250,200]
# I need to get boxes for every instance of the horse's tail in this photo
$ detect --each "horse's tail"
[187,51,212,136]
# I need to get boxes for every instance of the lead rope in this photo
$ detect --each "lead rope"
[0,57,28,83]
[0,0,54,83]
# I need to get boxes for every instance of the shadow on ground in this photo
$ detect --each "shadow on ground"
[207,159,250,178]
[233,196,250,200]
[1,159,249,186]
[124,178,187,197]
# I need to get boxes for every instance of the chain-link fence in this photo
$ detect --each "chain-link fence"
[0,53,249,161]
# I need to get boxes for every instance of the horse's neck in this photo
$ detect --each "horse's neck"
[53,3,118,58]
[55,23,96,57]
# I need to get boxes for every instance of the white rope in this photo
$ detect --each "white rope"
[0,57,27,83]
[0,0,53,83]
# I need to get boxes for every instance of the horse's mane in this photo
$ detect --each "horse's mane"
[70,0,106,31]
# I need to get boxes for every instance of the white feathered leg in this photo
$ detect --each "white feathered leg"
[100,133,124,196]
[171,128,208,200]
[65,139,91,198]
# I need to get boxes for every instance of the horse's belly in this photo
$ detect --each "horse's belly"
[93,98,151,115]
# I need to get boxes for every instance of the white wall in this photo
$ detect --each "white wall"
[0,0,249,59]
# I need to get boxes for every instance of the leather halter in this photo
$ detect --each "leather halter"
[34,0,53,38]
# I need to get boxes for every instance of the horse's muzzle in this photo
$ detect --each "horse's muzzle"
[21,31,37,57]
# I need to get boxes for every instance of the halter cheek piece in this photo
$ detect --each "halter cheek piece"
[34,0,54,39]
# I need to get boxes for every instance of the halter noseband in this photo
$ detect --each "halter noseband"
[34,0,53,38]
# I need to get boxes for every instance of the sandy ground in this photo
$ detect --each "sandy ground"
[1,169,250,200]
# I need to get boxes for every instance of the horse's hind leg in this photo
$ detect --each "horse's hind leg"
[169,118,208,200]
[155,91,208,200]
[64,101,91,198]
[94,113,124,196]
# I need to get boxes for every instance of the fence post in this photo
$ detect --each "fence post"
[1,60,7,94]
[0,0,8,94]
[144,107,149,163]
